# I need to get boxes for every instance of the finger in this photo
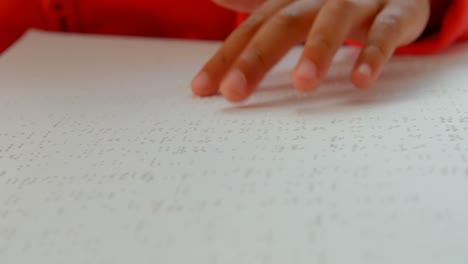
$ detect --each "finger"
[212,0,266,12]
[351,1,429,88]
[293,0,382,92]
[191,0,292,97]
[220,0,324,102]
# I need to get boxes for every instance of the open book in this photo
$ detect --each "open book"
[1,30,468,264]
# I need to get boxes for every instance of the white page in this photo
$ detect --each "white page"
[1,30,468,264]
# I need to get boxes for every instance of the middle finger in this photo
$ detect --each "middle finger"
[220,0,325,102]
[293,0,383,92]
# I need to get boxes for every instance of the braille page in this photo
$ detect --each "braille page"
[1,30,468,264]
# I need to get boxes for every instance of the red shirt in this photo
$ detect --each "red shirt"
[1,0,468,54]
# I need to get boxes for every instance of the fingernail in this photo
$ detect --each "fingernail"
[296,60,317,80]
[191,72,212,94]
[220,69,248,102]
[356,64,372,79]
[294,60,318,92]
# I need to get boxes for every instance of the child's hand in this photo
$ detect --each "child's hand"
[192,0,431,102]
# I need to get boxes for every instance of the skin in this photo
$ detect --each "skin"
[191,0,443,103]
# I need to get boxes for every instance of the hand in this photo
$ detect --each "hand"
[191,0,431,102]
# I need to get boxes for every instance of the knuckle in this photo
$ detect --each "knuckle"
[400,1,419,15]
[235,24,253,36]
[307,35,334,53]
[330,0,360,11]
[242,45,269,70]
[237,13,264,34]
[243,13,265,28]
[211,49,232,68]
[218,51,230,66]
[366,43,391,59]
[376,14,404,36]
[272,8,304,29]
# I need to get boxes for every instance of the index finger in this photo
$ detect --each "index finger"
[191,0,293,97]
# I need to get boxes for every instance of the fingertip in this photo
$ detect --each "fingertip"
[293,76,318,93]
[292,60,320,92]
[352,63,374,89]
[191,72,218,96]
[220,70,249,102]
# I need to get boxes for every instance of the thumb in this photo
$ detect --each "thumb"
[211,0,266,12]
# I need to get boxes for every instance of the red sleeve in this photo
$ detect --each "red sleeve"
[0,0,47,54]
[0,0,239,54]
[76,0,237,40]
[396,0,468,54]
